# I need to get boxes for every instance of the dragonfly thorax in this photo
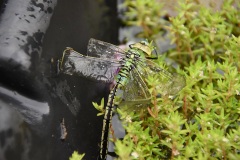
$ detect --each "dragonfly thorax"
[115,50,141,87]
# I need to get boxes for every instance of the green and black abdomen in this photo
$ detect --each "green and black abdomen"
[98,57,135,160]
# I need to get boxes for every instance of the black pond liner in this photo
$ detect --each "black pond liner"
[0,0,118,160]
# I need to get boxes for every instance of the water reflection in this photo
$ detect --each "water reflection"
[0,86,49,125]
[0,0,118,159]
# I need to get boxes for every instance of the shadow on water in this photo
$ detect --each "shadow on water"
[0,0,118,160]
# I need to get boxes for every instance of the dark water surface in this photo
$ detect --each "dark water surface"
[0,0,118,159]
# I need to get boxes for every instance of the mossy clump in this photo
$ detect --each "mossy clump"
[114,0,240,159]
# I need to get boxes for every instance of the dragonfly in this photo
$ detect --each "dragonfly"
[60,38,185,160]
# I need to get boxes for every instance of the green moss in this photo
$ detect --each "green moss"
[114,0,240,159]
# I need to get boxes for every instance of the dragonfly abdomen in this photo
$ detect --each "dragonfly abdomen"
[99,83,118,160]
[99,61,135,160]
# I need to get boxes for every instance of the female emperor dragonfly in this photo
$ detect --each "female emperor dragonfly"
[60,38,185,160]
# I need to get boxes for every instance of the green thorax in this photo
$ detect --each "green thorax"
[115,48,145,86]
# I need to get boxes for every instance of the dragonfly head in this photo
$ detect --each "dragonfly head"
[129,40,157,58]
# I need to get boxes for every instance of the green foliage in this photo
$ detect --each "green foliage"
[120,0,167,38]
[113,0,240,159]
[69,151,85,160]
[93,98,105,116]
[167,0,240,66]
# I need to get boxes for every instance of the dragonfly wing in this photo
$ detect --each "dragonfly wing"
[160,73,186,96]
[61,48,121,83]
[141,59,186,96]
[119,67,152,111]
[87,38,126,60]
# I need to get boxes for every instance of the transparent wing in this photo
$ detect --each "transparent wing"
[140,59,186,96]
[87,38,126,60]
[119,67,152,111]
[60,48,122,83]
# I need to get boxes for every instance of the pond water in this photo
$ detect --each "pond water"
[0,0,118,160]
